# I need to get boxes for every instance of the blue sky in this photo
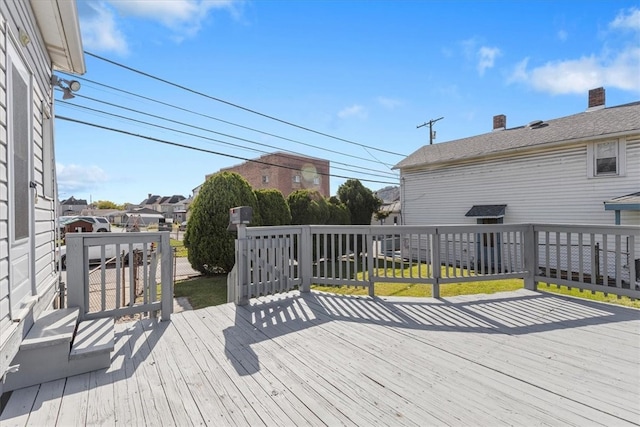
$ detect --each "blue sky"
[54,0,640,205]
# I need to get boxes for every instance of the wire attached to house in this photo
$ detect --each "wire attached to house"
[58,100,398,180]
[84,52,408,158]
[56,115,399,186]
[57,91,399,176]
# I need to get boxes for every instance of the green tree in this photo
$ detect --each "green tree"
[327,196,350,225]
[255,189,291,226]
[337,179,382,225]
[288,190,329,225]
[96,200,123,210]
[184,172,259,274]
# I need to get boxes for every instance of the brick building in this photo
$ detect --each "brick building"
[212,152,330,197]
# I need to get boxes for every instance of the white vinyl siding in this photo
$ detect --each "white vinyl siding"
[401,138,640,227]
[1,0,59,361]
[0,13,10,334]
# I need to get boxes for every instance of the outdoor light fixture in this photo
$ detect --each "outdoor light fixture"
[51,75,81,99]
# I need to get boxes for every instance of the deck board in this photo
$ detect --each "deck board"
[1,289,639,426]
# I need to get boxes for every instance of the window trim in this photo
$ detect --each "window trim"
[7,39,33,245]
[587,139,626,178]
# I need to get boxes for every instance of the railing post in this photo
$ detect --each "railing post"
[160,232,173,320]
[367,231,375,297]
[65,234,87,320]
[300,226,312,293]
[523,224,537,291]
[431,229,441,298]
[236,223,249,305]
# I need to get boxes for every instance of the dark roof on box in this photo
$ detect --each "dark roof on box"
[395,101,640,170]
[465,205,507,218]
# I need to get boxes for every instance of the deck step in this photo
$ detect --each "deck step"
[19,308,79,351]
[3,310,114,393]
[70,317,114,360]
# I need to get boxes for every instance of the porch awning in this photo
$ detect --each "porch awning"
[465,204,507,218]
[604,192,640,211]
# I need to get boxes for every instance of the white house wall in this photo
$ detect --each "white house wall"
[0,1,59,376]
[0,13,9,336]
[401,137,640,227]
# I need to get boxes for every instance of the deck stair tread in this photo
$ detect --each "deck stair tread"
[20,308,79,351]
[70,317,114,359]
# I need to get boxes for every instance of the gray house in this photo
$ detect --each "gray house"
[1,0,85,393]
[394,88,640,228]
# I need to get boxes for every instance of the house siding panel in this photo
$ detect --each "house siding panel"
[0,9,10,337]
[402,138,640,226]
[0,0,63,381]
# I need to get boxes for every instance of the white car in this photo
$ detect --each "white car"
[75,216,111,232]
[57,242,147,269]
[59,215,111,233]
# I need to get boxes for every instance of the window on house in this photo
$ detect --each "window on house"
[588,140,625,177]
[595,141,617,174]
[313,177,320,185]
[262,175,269,183]
[293,175,301,183]
[9,45,31,241]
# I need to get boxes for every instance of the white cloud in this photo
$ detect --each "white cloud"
[610,7,640,31]
[338,104,367,119]
[78,0,241,53]
[57,163,109,195]
[79,2,128,55]
[508,8,640,94]
[477,46,501,76]
[557,29,568,42]
[509,49,640,94]
[459,38,501,75]
[377,97,403,109]
[109,0,240,40]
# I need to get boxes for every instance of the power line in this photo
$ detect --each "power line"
[56,115,399,186]
[57,100,398,180]
[58,73,398,170]
[85,51,408,158]
[58,90,398,176]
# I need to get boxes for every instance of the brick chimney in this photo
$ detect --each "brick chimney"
[588,87,605,110]
[493,114,506,131]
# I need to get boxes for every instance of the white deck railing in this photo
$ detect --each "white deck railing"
[65,232,173,321]
[230,224,639,304]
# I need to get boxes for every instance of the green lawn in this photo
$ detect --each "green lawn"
[170,239,188,257]
[173,275,227,309]
[171,262,639,310]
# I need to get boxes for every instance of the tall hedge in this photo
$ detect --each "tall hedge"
[288,189,329,225]
[337,179,381,225]
[255,188,291,226]
[184,172,259,274]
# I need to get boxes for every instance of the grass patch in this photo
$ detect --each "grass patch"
[312,262,639,308]
[313,278,523,298]
[173,275,227,310]
[537,283,640,309]
[170,239,188,257]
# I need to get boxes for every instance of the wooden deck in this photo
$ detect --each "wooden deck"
[2,289,639,426]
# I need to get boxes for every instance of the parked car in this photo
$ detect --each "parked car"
[59,215,111,233]
[57,241,146,269]
[76,216,111,232]
[179,221,187,231]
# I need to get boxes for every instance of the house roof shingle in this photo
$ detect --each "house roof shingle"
[394,101,640,170]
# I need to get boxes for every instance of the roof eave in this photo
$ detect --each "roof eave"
[30,0,86,75]
[396,128,640,171]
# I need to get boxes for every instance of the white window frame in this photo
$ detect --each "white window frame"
[262,175,269,184]
[587,139,626,178]
[293,175,301,183]
[7,40,33,246]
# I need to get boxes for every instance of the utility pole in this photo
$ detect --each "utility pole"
[417,116,444,145]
